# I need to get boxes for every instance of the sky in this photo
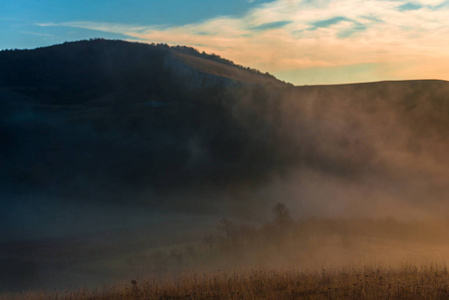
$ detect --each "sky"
[1,0,449,85]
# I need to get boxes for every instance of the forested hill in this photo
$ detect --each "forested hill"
[1,39,449,218]
[0,39,287,104]
[0,39,289,204]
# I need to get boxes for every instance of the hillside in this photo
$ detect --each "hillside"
[1,39,449,235]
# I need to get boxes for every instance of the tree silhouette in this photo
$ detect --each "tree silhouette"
[272,203,292,227]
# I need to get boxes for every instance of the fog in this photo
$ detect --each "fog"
[2,41,449,294]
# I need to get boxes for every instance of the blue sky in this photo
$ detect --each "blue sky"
[0,0,276,49]
[1,0,449,85]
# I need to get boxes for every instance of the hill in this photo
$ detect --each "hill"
[1,39,449,239]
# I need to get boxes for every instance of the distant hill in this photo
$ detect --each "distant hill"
[1,39,449,215]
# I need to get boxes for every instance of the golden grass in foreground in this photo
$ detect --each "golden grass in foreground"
[3,264,449,299]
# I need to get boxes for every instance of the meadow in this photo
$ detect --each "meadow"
[3,207,449,299]
[2,264,449,299]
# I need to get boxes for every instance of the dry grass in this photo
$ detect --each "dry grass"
[3,264,449,299]
[3,217,449,299]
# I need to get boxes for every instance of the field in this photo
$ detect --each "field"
[2,264,449,299]
[3,213,449,299]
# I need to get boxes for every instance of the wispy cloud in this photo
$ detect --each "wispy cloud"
[21,31,54,37]
[397,2,423,11]
[310,17,351,29]
[250,20,292,31]
[37,21,151,34]
[37,0,449,84]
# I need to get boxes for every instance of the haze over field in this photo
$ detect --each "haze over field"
[2,0,449,297]
[1,40,449,294]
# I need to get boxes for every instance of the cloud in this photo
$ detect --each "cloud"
[419,0,447,5]
[397,2,423,11]
[21,31,54,37]
[307,16,368,38]
[250,20,292,31]
[310,16,351,29]
[37,21,150,35]
[37,0,449,84]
